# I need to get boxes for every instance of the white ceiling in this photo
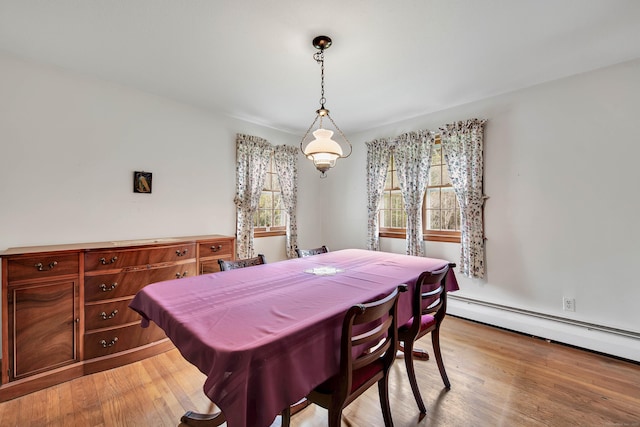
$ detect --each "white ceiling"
[1,0,640,135]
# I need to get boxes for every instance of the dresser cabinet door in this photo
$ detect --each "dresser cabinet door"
[7,279,79,380]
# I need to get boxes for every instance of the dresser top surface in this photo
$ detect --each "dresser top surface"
[1,234,234,256]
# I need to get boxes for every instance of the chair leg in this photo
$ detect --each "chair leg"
[378,375,395,427]
[403,338,427,413]
[431,327,451,389]
[327,404,343,427]
[280,407,291,427]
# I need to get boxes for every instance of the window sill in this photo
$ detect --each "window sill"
[254,229,286,238]
[379,230,460,244]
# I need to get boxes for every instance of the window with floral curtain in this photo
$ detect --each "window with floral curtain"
[440,119,487,278]
[393,130,434,256]
[234,134,273,259]
[365,138,392,251]
[273,145,299,258]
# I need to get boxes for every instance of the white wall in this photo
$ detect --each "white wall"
[0,52,323,253]
[322,58,640,361]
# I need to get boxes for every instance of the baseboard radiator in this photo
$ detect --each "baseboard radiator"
[447,294,640,362]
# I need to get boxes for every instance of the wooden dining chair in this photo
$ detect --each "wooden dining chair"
[295,245,329,258]
[217,254,266,271]
[398,263,454,414]
[283,285,406,427]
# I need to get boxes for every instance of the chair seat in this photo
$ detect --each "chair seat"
[314,359,384,394]
[400,314,436,332]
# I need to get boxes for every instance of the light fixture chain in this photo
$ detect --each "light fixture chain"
[315,50,326,108]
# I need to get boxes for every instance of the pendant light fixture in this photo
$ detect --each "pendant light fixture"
[300,35,352,178]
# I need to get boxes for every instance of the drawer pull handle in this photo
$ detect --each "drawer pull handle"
[176,249,189,256]
[99,256,118,265]
[34,261,58,271]
[211,245,223,252]
[100,310,119,320]
[99,282,118,292]
[176,271,188,279]
[100,337,118,348]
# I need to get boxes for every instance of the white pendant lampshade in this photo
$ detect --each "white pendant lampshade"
[303,128,343,173]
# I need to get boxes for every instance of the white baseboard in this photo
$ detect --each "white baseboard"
[447,296,639,363]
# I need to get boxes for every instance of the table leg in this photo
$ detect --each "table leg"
[179,410,226,427]
[179,399,310,427]
[398,343,430,361]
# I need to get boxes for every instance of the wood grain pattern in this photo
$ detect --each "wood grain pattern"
[0,316,638,426]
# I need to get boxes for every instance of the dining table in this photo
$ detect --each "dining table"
[129,248,458,427]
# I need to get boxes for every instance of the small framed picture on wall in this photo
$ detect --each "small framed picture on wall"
[133,171,152,193]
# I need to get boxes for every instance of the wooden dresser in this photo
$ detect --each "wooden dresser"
[0,234,234,401]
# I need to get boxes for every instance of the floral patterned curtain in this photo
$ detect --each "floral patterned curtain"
[274,145,299,258]
[393,130,434,256]
[365,138,392,251]
[234,134,272,259]
[440,119,487,278]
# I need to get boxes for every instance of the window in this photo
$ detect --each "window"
[254,155,286,237]
[379,155,407,238]
[424,141,461,242]
[378,137,461,243]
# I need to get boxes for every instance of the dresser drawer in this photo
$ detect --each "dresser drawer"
[83,322,167,360]
[85,262,196,302]
[198,240,233,258]
[85,299,142,330]
[85,243,196,271]
[199,257,232,275]
[6,253,79,282]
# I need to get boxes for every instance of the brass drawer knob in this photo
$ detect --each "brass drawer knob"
[99,310,119,320]
[210,245,223,252]
[100,337,118,348]
[34,261,58,271]
[99,256,118,265]
[176,249,189,256]
[99,282,118,292]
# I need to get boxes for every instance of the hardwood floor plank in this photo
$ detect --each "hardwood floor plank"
[0,316,638,426]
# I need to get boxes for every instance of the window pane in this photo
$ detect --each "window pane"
[392,210,406,228]
[392,169,399,189]
[273,209,284,226]
[442,210,457,230]
[427,210,441,230]
[427,188,441,208]
[442,189,457,209]
[432,145,442,164]
[381,192,390,209]
[255,209,271,227]
[259,193,272,209]
[381,210,390,228]
[392,192,403,210]
[429,166,441,186]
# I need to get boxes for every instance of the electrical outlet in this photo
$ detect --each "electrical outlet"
[563,297,576,312]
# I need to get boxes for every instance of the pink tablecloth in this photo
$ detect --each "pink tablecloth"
[129,249,458,427]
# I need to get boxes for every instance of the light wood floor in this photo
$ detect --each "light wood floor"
[1,316,638,426]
